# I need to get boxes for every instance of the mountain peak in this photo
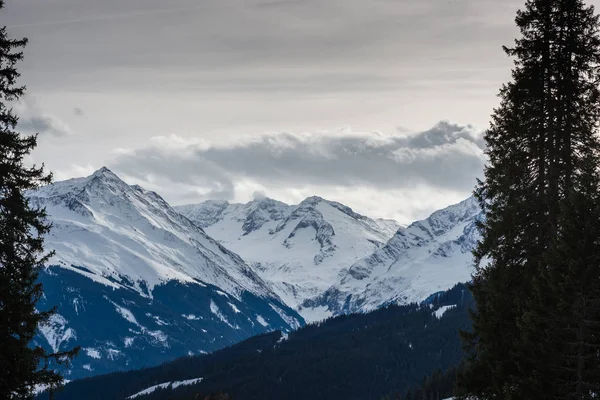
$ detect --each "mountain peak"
[28,167,126,201]
[297,196,325,208]
[303,195,324,202]
[89,166,126,185]
[409,195,480,237]
[93,166,113,175]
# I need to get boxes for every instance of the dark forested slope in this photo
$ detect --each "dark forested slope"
[48,283,472,400]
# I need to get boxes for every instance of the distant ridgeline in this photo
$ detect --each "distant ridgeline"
[46,283,472,400]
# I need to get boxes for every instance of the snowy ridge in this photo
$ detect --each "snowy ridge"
[301,196,482,318]
[29,167,276,299]
[177,196,401,316]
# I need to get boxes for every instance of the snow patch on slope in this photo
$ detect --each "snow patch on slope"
[434,305,456,319]
[84,348,101,359]
[110,300,140,326]
[256,315,269,327]
[39,314,76,353]
[127,378,203,399]
[269,303,302,330]
[210,300,237,329]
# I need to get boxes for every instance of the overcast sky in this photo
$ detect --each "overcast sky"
[3,0,584,223]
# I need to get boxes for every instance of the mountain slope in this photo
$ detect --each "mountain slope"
[29,168,303,379]
[301,197,482,316]
[176,196,400,319]
[47,284,472,400]
[31,167,276,298]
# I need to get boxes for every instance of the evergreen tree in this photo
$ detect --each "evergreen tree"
[0,1,78,399]
[544,186,600,399]
[458,0,600,399]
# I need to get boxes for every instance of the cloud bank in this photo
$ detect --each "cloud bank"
[110,121,485,223]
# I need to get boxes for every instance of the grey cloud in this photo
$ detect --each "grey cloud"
[252,190,268,200]
[15,98,72,137]
[111,121,485,204]
[73,107,84,116]
[18,115,71,137]
[3,0,524,94]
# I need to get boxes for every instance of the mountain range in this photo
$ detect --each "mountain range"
[177,194,481,321]
[31,167,481,379]
[176,196,401,320]
[29,168,302,379]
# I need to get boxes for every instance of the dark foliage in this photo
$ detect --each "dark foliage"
[459,0,600,398]
[406,366,460,400]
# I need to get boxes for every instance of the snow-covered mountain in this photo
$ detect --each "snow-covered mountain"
[31,166,483,380]
[301,196,482,317]
[177,196,481,322]
[29,168,303,379]
[176,196,401,319]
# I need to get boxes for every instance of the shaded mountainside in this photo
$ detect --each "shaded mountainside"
[176,196,401,321]
[30,168,303,380]
[302,197,482,316]
[35,267,300,380]
[48,284,473,400]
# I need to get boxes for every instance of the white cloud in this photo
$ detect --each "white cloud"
[53,164,97,182]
